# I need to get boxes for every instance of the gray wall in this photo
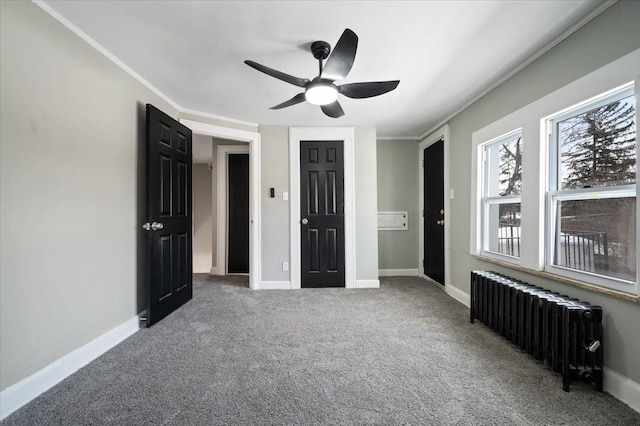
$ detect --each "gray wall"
[444,0,640,384]
[259,125,379,283]
[354,127,380,281]
[259,126,290,281]
[376,140,420,270]
[0,1,179,390]
[193,164,213,273]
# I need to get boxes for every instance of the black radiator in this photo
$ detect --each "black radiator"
[470,271,603,392]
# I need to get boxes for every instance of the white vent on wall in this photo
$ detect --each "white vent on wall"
[378,211,408,231]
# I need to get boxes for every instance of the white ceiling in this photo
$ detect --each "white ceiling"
[40,0,605,138]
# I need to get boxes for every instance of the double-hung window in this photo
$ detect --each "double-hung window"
[481,130,523,262]
[547,84,636,292]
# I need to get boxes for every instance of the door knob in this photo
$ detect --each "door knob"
[143,222,164,231]
[301,218,309,225]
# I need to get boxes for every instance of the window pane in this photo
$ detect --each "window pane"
[485,135,522,196]
[487,203,521,257]
[558,94,636,189]
[554,197,636,282]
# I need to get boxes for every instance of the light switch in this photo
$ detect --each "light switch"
[283,191,288,201]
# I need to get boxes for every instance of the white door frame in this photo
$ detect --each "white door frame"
[289,127,356,289]
[180,119,261,289]
[217,145,250,276]
[419,125,450,290]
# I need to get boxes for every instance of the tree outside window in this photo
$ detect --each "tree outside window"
[550,87,636,283]
[482,132,522,260]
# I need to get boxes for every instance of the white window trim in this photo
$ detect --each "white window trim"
[545,185,636,292]
[479,130,523,264]
[470,48,640,297]
[545,83,636,293]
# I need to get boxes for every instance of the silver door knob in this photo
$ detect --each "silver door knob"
[301,218,309,225]
[151,222,164,230]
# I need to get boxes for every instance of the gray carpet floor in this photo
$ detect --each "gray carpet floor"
[3,275,639,425]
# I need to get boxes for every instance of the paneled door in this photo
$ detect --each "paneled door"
[423,139,445,285]
[300,141,345,287]
[144,104,193,326]
[227,153,249,274]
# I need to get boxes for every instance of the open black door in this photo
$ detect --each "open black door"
[300,140,345,288]
[145,104,192,326]
[423,139,445,285]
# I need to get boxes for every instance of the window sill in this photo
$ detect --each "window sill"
[472,254,639,304]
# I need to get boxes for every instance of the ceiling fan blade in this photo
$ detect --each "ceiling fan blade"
[338,80,400,99]
[270,93,306,110]
[321,101,345,118]
[244,60,310,88]
[321,29,358,81]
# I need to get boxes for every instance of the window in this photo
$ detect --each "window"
[481,130,522,261]
[547,84,636,289]
[471,54,638,297]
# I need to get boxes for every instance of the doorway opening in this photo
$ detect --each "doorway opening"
[180,119,261,289]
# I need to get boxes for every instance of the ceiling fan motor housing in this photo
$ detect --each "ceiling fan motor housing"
[311,41,331,60]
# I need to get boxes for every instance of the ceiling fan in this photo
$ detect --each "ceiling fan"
[244,29,400,118]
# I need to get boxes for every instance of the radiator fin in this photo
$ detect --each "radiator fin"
[470,271,603,392]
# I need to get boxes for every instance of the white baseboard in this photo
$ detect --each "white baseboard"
[445,284,470,307]
[437,285,639,413]
[355,279,380,288]
[379,269,419,277]
[259,281,292,290]
[260,280,380,289]
[209,266,218,275]
[604,367,640,414]
[0,316,139,421]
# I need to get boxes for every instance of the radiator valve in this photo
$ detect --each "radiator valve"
[587,340,601,353]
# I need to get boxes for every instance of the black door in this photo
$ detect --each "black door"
[300,141,345,288]
[423,140,445,285]
[145,104,192,326]
[227,153,249,274]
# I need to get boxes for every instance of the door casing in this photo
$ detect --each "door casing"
[289,127,356,289]
[419,125,451,289]
[180,119,260,289]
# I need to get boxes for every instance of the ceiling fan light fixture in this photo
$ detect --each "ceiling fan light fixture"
[245,29,399,117]
[305,82,338,105]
